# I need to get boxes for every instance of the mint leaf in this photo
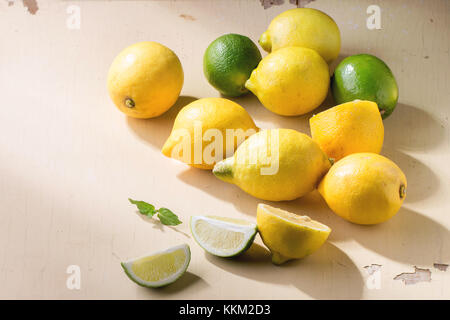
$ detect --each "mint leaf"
[157,208,182,226]
[128,198,156,217]
[128,198,182,226]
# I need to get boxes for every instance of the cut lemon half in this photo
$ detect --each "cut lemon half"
[190,216,257,257]
[257,204,331,265]
[121,244,190,288]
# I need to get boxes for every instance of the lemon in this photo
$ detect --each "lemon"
[318,153,407,225]
[245,47,329,116]
[162,98,258,170]
[257,204,331,265]
[107,41,183,119]
[204,34,262,97]
[190,216,257,257]
[121,244,190,288]
[213,129,331,201]
[310,100,384,161]
[259,8,341,63]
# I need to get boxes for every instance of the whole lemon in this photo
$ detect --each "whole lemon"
[257,204,331,265]
[310,100,384,161]
[245,47,329,116]
[259,8,341,63]
[213,129,331,201]
[162,98,258,170]
[107,42,183,119]
[318,153,407,225]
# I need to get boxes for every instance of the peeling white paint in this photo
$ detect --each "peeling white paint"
[394,266,432,285]
[259,0,315,9]
[364,264,382,275]
[5,0,39,15]
[433,263,449,271]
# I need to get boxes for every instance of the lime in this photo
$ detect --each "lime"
[331,54,399,119]
[190,216,257,257]
[204,34,262,97]
[121,244,190,288]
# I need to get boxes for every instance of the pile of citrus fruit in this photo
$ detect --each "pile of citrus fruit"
[108,8,405,287]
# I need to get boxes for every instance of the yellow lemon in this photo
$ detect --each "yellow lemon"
[107,42,183,119]
[259,8,341,63]
[162,98,258,170]
[257,204,331,265]
[245,47,329,116]
[213,129,331,201]
[310,100,384,161]
[318,153,407,225]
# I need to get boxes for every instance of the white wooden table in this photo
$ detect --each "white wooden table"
[0,0,449,299]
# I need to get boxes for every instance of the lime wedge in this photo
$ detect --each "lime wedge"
[121,244,190,288]
[190,216,257,257]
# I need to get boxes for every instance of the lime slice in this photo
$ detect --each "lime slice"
[121,244,190,288]
[190,216,257,257]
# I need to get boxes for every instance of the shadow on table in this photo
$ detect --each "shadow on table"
[136,272,209,297]
[331,207,450,266]
[135,211,191,238]
[176,167,261,216]
[126,95,198,149]
[206,241,364,299]
[382,148,440,203]
[176,167,331,219]
[383,103,445,151]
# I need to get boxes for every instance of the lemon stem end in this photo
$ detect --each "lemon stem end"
[258,32,272,53]
[125,97,135,108]
[212,158,234,183]
[399,184,406,200]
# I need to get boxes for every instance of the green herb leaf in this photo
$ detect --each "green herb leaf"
[128,198,156,217]
[128,198,182,226]
[157,208,182,226]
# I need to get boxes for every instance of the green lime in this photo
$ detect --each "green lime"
[204,34,262,97]
[331,54,399,119]
[190,216,257,257]
[121,244,190,288]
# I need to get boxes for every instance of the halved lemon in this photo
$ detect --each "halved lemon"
[121,244,190,288]
[190,216,257,257]
[257,204,331,265]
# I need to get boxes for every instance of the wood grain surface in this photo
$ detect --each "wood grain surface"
[0,0,449,299]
